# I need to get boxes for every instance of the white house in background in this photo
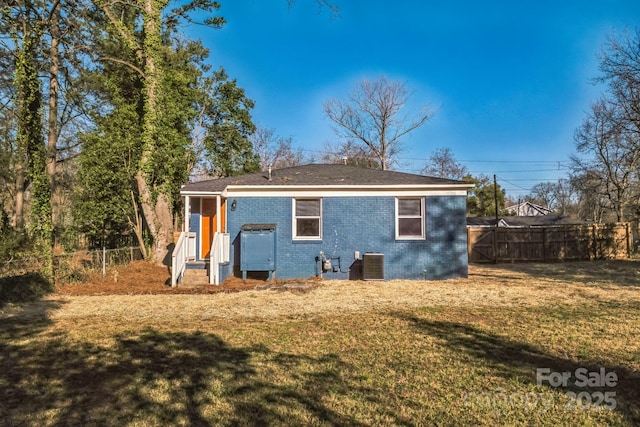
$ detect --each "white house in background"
[505,201,553,216]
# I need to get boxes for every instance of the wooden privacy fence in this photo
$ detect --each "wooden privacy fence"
[467,223,631,263]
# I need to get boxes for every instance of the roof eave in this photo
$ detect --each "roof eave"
[180,183,474,197]
[225,183,473,191]
[180,190,224,196]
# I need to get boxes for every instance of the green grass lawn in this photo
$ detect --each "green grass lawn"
[1,262,640,426]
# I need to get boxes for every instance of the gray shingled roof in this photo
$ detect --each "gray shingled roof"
[467,215,586,227]
[181,164,471,193]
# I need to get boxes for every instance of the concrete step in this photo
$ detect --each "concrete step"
[181,268,210,286]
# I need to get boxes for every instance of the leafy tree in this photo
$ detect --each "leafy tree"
[92,0,226,262]
[74,118,139,248]
[43,0,96,248]
[1,0,92,264]
[324,76,433,170]
[74,59,142,248]
[0,111,16,227]
[195,68,259,178]
[75,4,219,251]
[2,1,43,233]
[422,147,468,180]
[2,0,336,265]
[3,0,53,275]
[465,174,506,217]
[74,3,143,249]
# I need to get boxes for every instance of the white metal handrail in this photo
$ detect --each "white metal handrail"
[171,231,187,287]
[209,232,230,285]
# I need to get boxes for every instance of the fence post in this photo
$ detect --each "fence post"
[102,246,106,276]
[592,224,597,260]
[626,222,631,258]
[492,227,497,263]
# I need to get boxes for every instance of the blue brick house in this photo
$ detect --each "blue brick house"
[171,164,473,286]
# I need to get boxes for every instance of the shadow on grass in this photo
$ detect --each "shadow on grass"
[0,272,53,307]
[396,311,640,424]
[0,313,403,426]
[472,259,640,287]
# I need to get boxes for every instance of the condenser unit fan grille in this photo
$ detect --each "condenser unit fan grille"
[362,253,384,280]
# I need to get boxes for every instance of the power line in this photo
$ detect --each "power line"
[497,176,545,194]
[292,145,573,195]
[294,146,571,166]
[468,168,569,173]
[460,160,569,165]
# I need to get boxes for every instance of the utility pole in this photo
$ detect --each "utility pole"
[494,174,499,226]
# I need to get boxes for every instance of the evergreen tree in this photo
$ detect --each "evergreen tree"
[197,68,259,178]
[465,174,506,217]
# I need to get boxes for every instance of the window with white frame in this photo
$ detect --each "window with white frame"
[293,198,322,239]
[396,197,425,239]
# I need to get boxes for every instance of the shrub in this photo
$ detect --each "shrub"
[0,272,53,306]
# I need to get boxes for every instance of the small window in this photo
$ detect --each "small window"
[396,197,424,239]
[293,198,322,240]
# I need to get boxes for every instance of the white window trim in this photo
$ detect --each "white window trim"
[395,197,425,240]
[292,198,323,240]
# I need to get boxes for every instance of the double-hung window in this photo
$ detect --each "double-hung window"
[293,198,322,240]
[396,197,425,239]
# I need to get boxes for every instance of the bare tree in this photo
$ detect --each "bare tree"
[573,98,640,222]
[525,179,578,216]
[554,178,578,216]
[568,30,640,223]
[319,140,380,168]
[570,29,640,223]
[527,182,557,210]
[596,29,640,142]
[570,169,610,222]
[421,147,468,180]
[324,76,433,170]
[287,0,339,16]
[250,127,306,170]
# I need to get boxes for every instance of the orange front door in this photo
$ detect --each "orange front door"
[200,198,227,259]
[201,199,216,259]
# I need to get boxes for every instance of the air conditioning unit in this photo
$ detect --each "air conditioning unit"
[362,253,384,280]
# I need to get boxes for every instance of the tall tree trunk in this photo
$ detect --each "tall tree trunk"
[13,163,26,230]
[97,0,174,263]
[47,2,60,240]
[135,173,173,263]
[15,9,53,276]
[138,0,173,264]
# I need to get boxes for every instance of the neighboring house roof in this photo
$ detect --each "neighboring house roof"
[467,214,585,227]
[181,164,473,195]
[505,201,553,216]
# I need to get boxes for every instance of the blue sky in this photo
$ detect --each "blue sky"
[187,1,640,197]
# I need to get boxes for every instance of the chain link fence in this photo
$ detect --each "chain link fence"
[1,247,144,283]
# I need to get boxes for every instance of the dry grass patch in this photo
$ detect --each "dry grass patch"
[46,260,640,324]
[2,260,640,426]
